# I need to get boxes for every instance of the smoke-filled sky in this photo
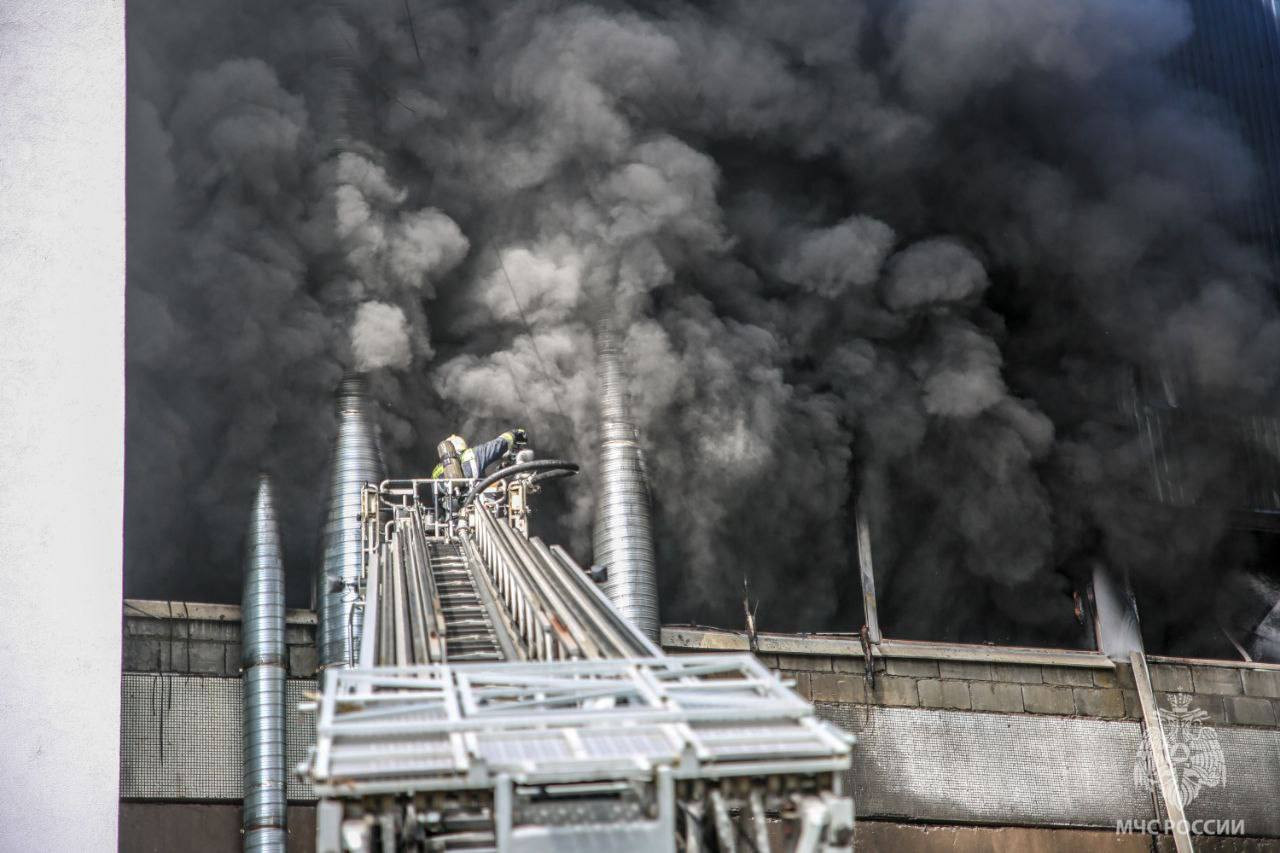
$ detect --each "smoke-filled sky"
[126,0,1280,652]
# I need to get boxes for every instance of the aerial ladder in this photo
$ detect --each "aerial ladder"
[301,460,855,852]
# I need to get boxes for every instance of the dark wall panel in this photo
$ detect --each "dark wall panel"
[119,803,315,853]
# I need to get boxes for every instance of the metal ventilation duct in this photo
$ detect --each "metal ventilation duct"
[242,475,287,853]
[1092,564,1143,661]
[592,319,659,641]
[318,374,385,669]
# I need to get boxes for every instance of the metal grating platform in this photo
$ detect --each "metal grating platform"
[305,655,852,797]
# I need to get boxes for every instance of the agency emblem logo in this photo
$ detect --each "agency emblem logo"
[1134,693,1226,805]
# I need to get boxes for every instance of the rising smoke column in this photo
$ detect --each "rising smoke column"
[127,0,1280,645]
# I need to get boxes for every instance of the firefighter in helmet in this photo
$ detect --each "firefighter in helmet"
[432,428,528,479]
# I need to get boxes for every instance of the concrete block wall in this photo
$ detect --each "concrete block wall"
[123,600,318,678]
[755,652,1280,729]
[762,653,1120,717]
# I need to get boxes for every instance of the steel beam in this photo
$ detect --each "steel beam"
[855,502,882,645]
[1130,651,1194,853]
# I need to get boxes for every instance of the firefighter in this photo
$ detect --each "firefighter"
[433,434,467,479]
[432,428,528,479]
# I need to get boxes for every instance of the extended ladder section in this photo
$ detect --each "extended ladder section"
[430,542,509,663]
[304,475,854,852]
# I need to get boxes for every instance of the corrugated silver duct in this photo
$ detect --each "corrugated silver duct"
[592,319,659,641]
[318,374,385,668]
[242,475,287,853]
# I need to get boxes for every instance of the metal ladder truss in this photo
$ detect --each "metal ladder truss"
[307,655,854,852]
[307,476,855,851]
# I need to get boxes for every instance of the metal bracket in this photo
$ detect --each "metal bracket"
[859,625,876,690]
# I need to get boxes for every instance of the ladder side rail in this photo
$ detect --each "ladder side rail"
[377,532,394,668]
[402,511,444,663]
[487,508,583,661]
[389,522,412,667]
[472,502,539,656]
[548,543,664,658]
[524,534,627,659]
[459,538,525,662]
[473,502,580,660]
[486,510,603,659]
[534,537,657,658]
[357,547,382,670]
[412,510,449,661]
[400,515,433,665]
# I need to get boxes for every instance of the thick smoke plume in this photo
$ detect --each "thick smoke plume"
[127,0,1280,651]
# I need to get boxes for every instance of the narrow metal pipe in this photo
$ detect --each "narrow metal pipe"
[242,475,287,852]
[592,318,659,641]
[318,374,386,668]
[854,500,882,644]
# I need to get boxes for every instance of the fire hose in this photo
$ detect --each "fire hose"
[460,459,579,508]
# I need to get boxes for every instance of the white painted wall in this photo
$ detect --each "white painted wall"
[0,3,125,850]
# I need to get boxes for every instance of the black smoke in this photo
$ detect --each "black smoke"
[126,0,1280,649]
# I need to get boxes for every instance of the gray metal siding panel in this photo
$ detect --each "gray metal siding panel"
[120,674,316,801]
[819,703,1280,836]
[1182,723,1280,836]
[819,703,1156,828]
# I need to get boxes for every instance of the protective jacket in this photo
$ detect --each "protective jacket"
[432,430,517,479]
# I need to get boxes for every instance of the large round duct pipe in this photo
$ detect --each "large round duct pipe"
[592,319,660,641]
[318,374,386,669]
[242,475,287,853]
[1092,563,1144,661]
